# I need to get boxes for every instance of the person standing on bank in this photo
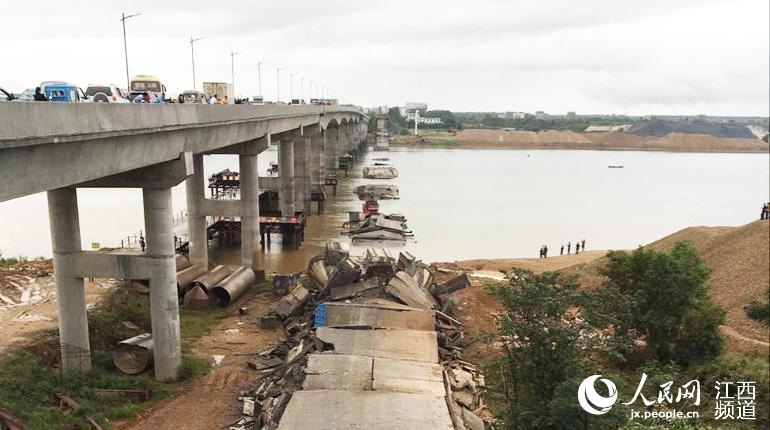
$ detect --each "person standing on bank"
[560,244,564,256]
[139,235,146,253]
[581,239,586,250]
[575,241,580,254]
[567,242,571,254]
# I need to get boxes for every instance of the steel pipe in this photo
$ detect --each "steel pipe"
[208,266,256,307]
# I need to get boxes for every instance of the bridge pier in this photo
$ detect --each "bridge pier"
[295,131,313,216]
[325,126,339,171]
[143,187,182,381]
[186,154,209,269]
[278,135,296,217]
[48,187,91,372]
[239,150,260,269]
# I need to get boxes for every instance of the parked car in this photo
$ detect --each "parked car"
[40,81,86,102]
[15,88,35,101]
[84,84,128,103]
[0,87,14,101]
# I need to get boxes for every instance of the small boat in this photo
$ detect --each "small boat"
[608,165,624,169]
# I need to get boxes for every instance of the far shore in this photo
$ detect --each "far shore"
[389,129,770,154]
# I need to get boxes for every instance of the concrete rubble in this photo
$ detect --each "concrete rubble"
[229,247,492,430]
[362,165,399,179]
[343,214,413,243]
[353,184,399,200]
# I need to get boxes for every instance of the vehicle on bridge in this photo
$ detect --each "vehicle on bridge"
[129,75,166,102]
[0,87,14,101]
[251,95,264,105]
[180,90,208,104]
[14,88,35,101]
[84,84,129,103]
[41,81,86,102]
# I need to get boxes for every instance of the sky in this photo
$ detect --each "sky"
[2,0,768,116]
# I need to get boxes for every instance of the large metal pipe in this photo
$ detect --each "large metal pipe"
[112,333,153,375]
[208,266,256,308]
[176,264,207,295]
[191,265,232,293]
[175,254,191,272]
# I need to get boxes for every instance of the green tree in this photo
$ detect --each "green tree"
[494,270,588,429]
[584,242,724,366]
[745,287,770,326]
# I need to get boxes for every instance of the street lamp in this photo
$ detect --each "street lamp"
[190,36,204,91]
[230,51,242,100]
[308,79,313,100]
[300,76,305,102]
[289,72,295,102]
[120,12,141,91]
[276,67,283,102]
[257,61,266,97]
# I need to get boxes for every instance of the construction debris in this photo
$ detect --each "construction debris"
[232,249,493,430]
[192,265,233,293]
[112,333,153,375]
[344,213,412,243]
[176,264,207,295]
[353,184,399,200]
[363,165,399,179]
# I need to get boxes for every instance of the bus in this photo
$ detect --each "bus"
[129,75,166,102]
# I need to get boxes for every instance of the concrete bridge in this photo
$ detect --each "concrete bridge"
[0,103,368,380]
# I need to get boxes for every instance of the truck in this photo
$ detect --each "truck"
[202,82,234,104]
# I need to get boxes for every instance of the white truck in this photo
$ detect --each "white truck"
[202,82,234,104]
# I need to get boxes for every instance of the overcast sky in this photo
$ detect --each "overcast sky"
[2,0,768,115]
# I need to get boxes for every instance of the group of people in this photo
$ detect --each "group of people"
[132,92,167,103]
[207,94,229,104]
[761,202,770,220]
[538,239,587,258]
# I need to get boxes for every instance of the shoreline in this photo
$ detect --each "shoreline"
[391,141,770,154]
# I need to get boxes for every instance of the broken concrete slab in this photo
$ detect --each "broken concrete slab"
[276,390,454,430]
[329,278,380,301]
[316,327,438,362]
[385,271,436,310]
[372,358,445,396]
[317,302,435,331]
[432,273,471,296]
[274,285,310,318]
[303,354,373,391]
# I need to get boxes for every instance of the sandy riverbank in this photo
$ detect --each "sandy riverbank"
[392,129,770,153]
[434,219,770,352]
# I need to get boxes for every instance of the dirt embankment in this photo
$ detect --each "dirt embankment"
[418,129,769,153]
[437,219,770,351]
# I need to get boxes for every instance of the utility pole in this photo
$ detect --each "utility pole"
[290,72,295,102]
[230,51,241,99]
[120,12,141,91]
[190,36,204,91]
[257,61,266,97]
[300,76,305,103]
[309,79,313,100]
[276,68,283,102]
[414,110,420,135]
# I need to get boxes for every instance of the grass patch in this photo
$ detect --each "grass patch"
[429,139,459,148]
[0,284,237,429]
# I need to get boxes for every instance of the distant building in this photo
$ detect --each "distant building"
[405,112,442,125]
[567,111,576,118]
[399,102,428,117]
[535,111,548,119]
[498,111,527,120]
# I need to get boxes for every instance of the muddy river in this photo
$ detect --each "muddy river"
[0,146,767,272]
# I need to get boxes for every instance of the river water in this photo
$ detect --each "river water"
[0,146,767,272]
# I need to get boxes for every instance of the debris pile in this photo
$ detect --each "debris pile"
[353,184,399,200]
[343,213,412,243]
[230,246,492,430]
[362,165,399,179]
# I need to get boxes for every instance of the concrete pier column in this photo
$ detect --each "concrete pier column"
[295,135,312,215]
[310,131,324,186]
[47,187,91,372]
[326,127,339,170]
[278,138,295,216]
[143,187,182,381]
[185,154,208,268]
[239,152,260,269]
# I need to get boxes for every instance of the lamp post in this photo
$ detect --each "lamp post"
[300,76,305,103]
[308,79,313,100]
[276,67,283,102]
[120,12,141,91]
[230,51,241,100]
[289,72,295,102]
[257,61,266,97]
[190,36,204,91]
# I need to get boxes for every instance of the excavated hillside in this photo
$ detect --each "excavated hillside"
[444,219,769,350]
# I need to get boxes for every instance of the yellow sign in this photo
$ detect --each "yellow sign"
[91,242,100,249]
